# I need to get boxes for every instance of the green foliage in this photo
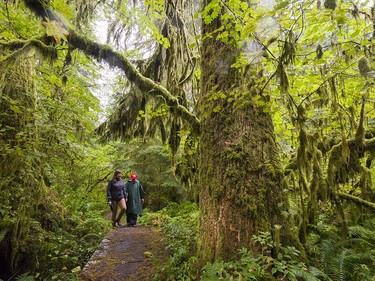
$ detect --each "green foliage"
[148,202,199,281]
[201,232,330,281]
[42,18,69,43]
[201,0,222,25]
[0,2,43,40]
[148,207,360,280]
[20,202,108,280]
[15,273,36,281]
[306,218,375,281]
[111,0,170,51]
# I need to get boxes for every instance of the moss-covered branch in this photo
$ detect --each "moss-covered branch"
[68,31,200,133]
[0,38,57,62]
[21,0,200,133]
[365,136,375,151]
[337,192,375,210]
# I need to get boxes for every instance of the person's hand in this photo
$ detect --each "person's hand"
[141,199,144,204]
[108,201,112,205]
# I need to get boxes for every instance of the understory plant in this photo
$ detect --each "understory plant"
[201,231,329,281]
[145,203,375,281]
[306,217,375,281]
[8,192,111,280]
[140,201,199,281]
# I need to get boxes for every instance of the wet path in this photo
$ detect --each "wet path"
[79,226,168,281]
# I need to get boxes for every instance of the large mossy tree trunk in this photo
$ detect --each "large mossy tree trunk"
[0,59,39,274]
[198,2,295,263]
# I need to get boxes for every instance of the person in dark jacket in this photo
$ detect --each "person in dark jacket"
[124,173,145,227]
[107,170,127,227]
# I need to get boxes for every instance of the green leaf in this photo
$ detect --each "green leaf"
[273,1,289,11]
[42,19,69,43]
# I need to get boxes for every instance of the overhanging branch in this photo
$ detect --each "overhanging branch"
[337,192,375,210]
[0,38,58,62]
[21,0,201,134]
[68,30,200,133]
[365,136,375,151]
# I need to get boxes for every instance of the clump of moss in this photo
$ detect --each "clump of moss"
[358,57,370,77]
[324,0,337,10]
[316,44,323,59]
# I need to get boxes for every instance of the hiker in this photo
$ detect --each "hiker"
[107,170,127,227]
[125,173,145,227]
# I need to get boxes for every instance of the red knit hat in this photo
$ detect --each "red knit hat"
[131,173,137,181]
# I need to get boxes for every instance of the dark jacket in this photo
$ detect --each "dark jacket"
[107,178,126,201]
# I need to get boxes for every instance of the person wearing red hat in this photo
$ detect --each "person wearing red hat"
[124,173,145,226]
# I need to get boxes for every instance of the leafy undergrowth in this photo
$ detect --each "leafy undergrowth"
[139,201,199,280]
[201,232,329,281]
[7,197,111,281]
[305,217,375,281]
[13,201,375,281]
[139,202,375,281]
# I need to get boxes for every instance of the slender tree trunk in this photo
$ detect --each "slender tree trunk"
[198,2,295,262]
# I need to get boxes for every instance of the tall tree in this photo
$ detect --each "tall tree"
[0,57,41,273]
[197,0,296,262]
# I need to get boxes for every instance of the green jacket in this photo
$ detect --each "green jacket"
[125,179,145,215]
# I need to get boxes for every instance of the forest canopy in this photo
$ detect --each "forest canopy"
[1,0,375,280]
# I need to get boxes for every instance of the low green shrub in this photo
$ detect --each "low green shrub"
[150,201,199,281]
[201,232,329,281]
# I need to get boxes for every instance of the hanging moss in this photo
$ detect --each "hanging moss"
[324,107,369,237]
[358,57,370,77]
[73,0,101,28]
[277,63,289,93]
[298,216,308,244]
[297,128,310,181]
[324,0,337,10]
[316,44,323,59]
[68,30,201,133]
[326,136,363,187]
[326,134,365,224]
[308,147,324,224]
[359,166,373,200]
[332,194,349,237]
[280,31,297,66]
[0,39,58,64]
[168,118,181,155]
[355,97,366,140]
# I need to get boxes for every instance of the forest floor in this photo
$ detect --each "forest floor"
[79,217,169,281]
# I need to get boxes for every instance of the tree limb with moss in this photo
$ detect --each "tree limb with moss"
[19,0,200,134]
[337,192,375,210]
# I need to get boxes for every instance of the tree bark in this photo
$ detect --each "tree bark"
[198,1,295,263]
[0,59,38,274]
